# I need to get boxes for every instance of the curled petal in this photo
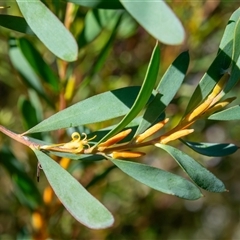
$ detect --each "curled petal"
[71,132,81,142]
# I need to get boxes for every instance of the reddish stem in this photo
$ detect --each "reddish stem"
[0,125,39,149]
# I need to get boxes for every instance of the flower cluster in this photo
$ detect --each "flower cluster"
[39,73,234,159]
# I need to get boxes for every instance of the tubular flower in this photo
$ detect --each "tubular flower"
[98,129,132,150]
[111,151,146,159]
[135,118,169,143]
[159,129,194,145]
[183,73,229,123]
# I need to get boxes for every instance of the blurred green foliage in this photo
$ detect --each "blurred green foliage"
[0,1,240,239]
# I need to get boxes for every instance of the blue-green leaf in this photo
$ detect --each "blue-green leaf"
[110,159,202,200]
[120,0,185,45]
[225,18,240,92]
[181,140,238,157]
[135,51,189,135]
[33,149,114,229]
[156,144,226,192]
[208,105,240,121]
[97,42,160,144]
[16,0,78,61]
[185,8,240,114]
[24,86,141,134]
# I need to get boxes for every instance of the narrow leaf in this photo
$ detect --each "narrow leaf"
[185,8,240,114]
[219,8,240,50]
[89,13,123,76]
[25,86,141,134]
[78,9,121,47]
[18,96,42,140]
[185,44,232,115]
[78,10,103,47]
[0,14,34,34]
[120,0,185,45]
[18,96,39,128]
[18,38,59,92]
[225,18,240,92]
[181,140,239,157]
[16,0,78,61]
[156,144,226,192]
[33,149,114,229]
[136,51,189,135]
[9,38,53,107]
[97,42,160,144]
[156,51,189,102]
[208,105,240,121]
[111,159,202,200]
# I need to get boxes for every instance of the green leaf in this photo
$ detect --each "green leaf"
[181,140,239,157]
[78,9,121,47]
[134,94,165,136]
[33,149,114,229]
[110,159,202,200]
[78,10,103,47]
[120,0,185,45]
[185,9,240,114]
[185,45,232,115]
[63,0,123,9]
[97,42,160,144]
[25,86,141,134]
[9,38,43,94]
[16,0,78,61]
[225,18,240,92]
[0,14,34,34]
[117,12,137,39]
[219,8,240,51]
[18,96,39,128]
[135,51,189,135]
[89,13,123,76]
[18,96,42,140]
[0,147,41,209]
[156,51,189,102]
[9,38,53,107]
[156,144,226,192]
[18,38,60,93]
[208,105,240,121]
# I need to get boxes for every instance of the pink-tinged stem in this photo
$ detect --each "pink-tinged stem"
[0,125,39,149]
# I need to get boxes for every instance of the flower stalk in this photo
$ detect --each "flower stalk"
[0,73,233,160]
